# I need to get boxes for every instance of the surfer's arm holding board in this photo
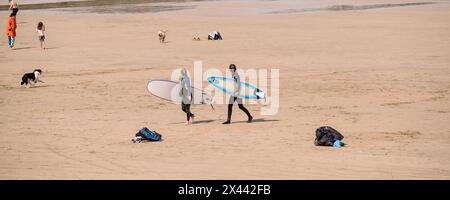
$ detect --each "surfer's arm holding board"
[232,72,241,97]
[186,78,192,101]
[179,69,192,102]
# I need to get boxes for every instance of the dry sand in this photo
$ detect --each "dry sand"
[0,0,449,179]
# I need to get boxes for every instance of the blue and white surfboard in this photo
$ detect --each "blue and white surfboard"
[207,76,265,99]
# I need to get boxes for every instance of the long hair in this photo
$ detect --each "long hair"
[37,22,44,30]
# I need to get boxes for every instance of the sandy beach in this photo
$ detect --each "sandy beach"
[0,0,449,179]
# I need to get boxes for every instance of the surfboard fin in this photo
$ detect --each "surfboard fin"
[255,92,265,99]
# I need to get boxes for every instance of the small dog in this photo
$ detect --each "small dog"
[158,30,167,43]
[20,69,44,88]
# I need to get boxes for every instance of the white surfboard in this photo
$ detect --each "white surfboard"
[147,80,213,104]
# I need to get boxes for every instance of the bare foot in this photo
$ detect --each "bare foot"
[184,121,189,126]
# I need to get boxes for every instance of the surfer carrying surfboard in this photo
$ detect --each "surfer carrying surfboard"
[179,68,195,125]
[222,64,253,124]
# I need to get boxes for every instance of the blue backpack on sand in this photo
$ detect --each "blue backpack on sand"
[134,127,162,142]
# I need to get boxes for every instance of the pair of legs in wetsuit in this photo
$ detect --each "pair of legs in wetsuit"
[182,96,252,125]
[222,96,253,124]
[181,96,194,125]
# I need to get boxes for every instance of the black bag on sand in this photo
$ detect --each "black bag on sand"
[132,127,162,143]
[314,126,344,146]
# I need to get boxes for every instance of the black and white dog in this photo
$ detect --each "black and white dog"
[158,30,167,43]
[20,69,44,88]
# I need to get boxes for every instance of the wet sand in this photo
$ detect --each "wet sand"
[0,0,206,11]
[0,0,449,179]
[266,2,437,14]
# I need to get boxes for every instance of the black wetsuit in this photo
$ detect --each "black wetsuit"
[226,72,252,122]
[227,96,252,122]
[181,99,194,121]
[11,8,18,17]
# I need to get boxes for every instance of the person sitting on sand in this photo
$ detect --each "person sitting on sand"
[179,68,194,125]
[36,22,46,49]
[6,13,16,48]
[9,0,19,17]
[223,64,253,124]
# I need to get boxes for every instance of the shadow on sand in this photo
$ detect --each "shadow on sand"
[170,119,216,125]
[232,118,279,124]
[12,46,34,50]
[27,85,50,89]
[170,118,278,125]
[192,119,215,124]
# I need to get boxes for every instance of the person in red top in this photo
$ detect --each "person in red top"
[6,14,16,48]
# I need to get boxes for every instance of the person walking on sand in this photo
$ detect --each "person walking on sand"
[222,64,253,124]
[179,68,194,125]
[6,14,16,48]
[36,22,46,49]
[8,0,19,17]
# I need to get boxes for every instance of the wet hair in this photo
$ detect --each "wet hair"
[37,22,44,30]
[229,64,237,71]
